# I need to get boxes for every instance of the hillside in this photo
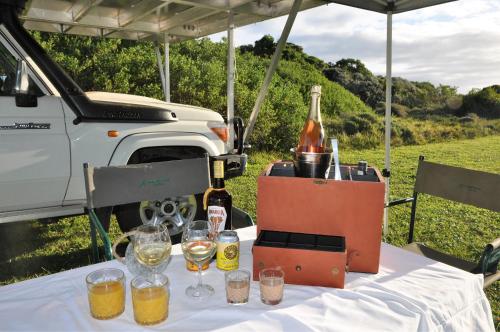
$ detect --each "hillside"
[33,32,500,151]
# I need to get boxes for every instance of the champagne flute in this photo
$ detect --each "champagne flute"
[133,224,172,268]
[181,220,217,299]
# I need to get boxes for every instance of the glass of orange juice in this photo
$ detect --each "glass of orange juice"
[86,268,125,320]
[131,274,170,326]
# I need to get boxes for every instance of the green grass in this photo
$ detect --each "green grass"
[0,135,498,325]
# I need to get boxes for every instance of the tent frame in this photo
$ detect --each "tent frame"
[383,10,393,235]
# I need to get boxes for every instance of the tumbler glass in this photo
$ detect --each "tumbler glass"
[259,267,284,305]
[86,268,125,320]
[131,273,170,326]
[225,270,250,305]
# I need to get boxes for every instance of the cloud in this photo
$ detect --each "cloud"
[209,0,500,93]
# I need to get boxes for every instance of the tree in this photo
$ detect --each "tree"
[460,85,500,118]
[323,59,383,108]
[333,58,371,77]
[253,35,275,57]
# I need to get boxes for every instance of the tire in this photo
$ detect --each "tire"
[115,193,205,244]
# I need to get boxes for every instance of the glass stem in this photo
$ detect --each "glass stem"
[196,263,203,288]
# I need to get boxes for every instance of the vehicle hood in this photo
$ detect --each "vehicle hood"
[86,92,224,122]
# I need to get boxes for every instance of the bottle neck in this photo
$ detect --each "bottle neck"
[213,177,225,189]
[308,92,322,122]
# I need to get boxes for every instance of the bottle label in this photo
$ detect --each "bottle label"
[213,161,224,179]
[207,205,227,236]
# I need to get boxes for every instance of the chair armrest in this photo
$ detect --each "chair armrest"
[478,237,500,275]
[386,197,414,208]
[488,237,500,250]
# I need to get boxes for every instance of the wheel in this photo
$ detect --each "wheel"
[115,194,205,244]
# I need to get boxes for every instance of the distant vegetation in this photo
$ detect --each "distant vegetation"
[33,32,500,151]
[459,85,500,119]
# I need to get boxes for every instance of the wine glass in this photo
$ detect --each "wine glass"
[133,224,172,269]
[181,220,217,299]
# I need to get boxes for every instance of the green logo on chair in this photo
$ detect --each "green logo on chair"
[139,177,169,188]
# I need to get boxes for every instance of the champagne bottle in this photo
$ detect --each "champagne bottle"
[296,85,326,153]
[204,160,232,237]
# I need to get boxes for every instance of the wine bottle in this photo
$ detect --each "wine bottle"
[296,85,326,153]
[205,160,232,237]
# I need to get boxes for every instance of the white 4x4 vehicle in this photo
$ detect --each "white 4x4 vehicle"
[0,2,246,239]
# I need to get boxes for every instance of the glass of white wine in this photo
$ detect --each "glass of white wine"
[181,220,216,299]
[133,224,172,268]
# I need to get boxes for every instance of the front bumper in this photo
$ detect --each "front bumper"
[211,153,247,179]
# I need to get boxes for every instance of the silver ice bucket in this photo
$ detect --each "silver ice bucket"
[292,149,333,179]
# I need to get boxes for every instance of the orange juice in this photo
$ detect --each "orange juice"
[88,281,125,319]
[132,286,169,325]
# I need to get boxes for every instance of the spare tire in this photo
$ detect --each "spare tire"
[115,193,205,244]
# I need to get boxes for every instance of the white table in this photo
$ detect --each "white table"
[0,226,494,332]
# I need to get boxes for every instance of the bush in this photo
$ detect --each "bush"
[374,102,409,118]
[459,85,500,119]
[343,120,359,135]
[391,104,409,118]
[400,127,418,145]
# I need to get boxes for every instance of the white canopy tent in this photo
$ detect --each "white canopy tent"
[21,0,457,235]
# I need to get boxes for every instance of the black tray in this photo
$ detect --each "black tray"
[268,161,380,182]
[255,230,345,252]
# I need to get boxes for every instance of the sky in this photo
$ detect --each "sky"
[210,0,500,94]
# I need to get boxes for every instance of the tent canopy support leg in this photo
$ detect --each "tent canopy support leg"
[227,11,235,151]
[164,35,170,103]
[155,35,170,102]
[243,0,303,145]
[383,11,393,237]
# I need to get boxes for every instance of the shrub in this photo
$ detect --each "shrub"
[374,102,409,118]
[343,120,359,135]
[400,127,418,145]
[391,104,409,118]
[459,85,500,118]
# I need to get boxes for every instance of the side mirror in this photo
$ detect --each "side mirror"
[14,59,37,107]
[14,59,29,95]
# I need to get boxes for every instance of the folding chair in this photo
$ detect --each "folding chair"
[232,206,255,229]
[83,156,210,263]
[389,156,500,288]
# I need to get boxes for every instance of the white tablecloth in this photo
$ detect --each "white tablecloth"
[0,226,494,332]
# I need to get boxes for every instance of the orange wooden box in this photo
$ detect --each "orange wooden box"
[255,161,385,274]
[252,230,346,288]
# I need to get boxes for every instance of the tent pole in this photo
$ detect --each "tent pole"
[243,0,303,145]
[227,10,235,151]
[164,34,170,102]
[383,11,393,237]
[155,44,166,100]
